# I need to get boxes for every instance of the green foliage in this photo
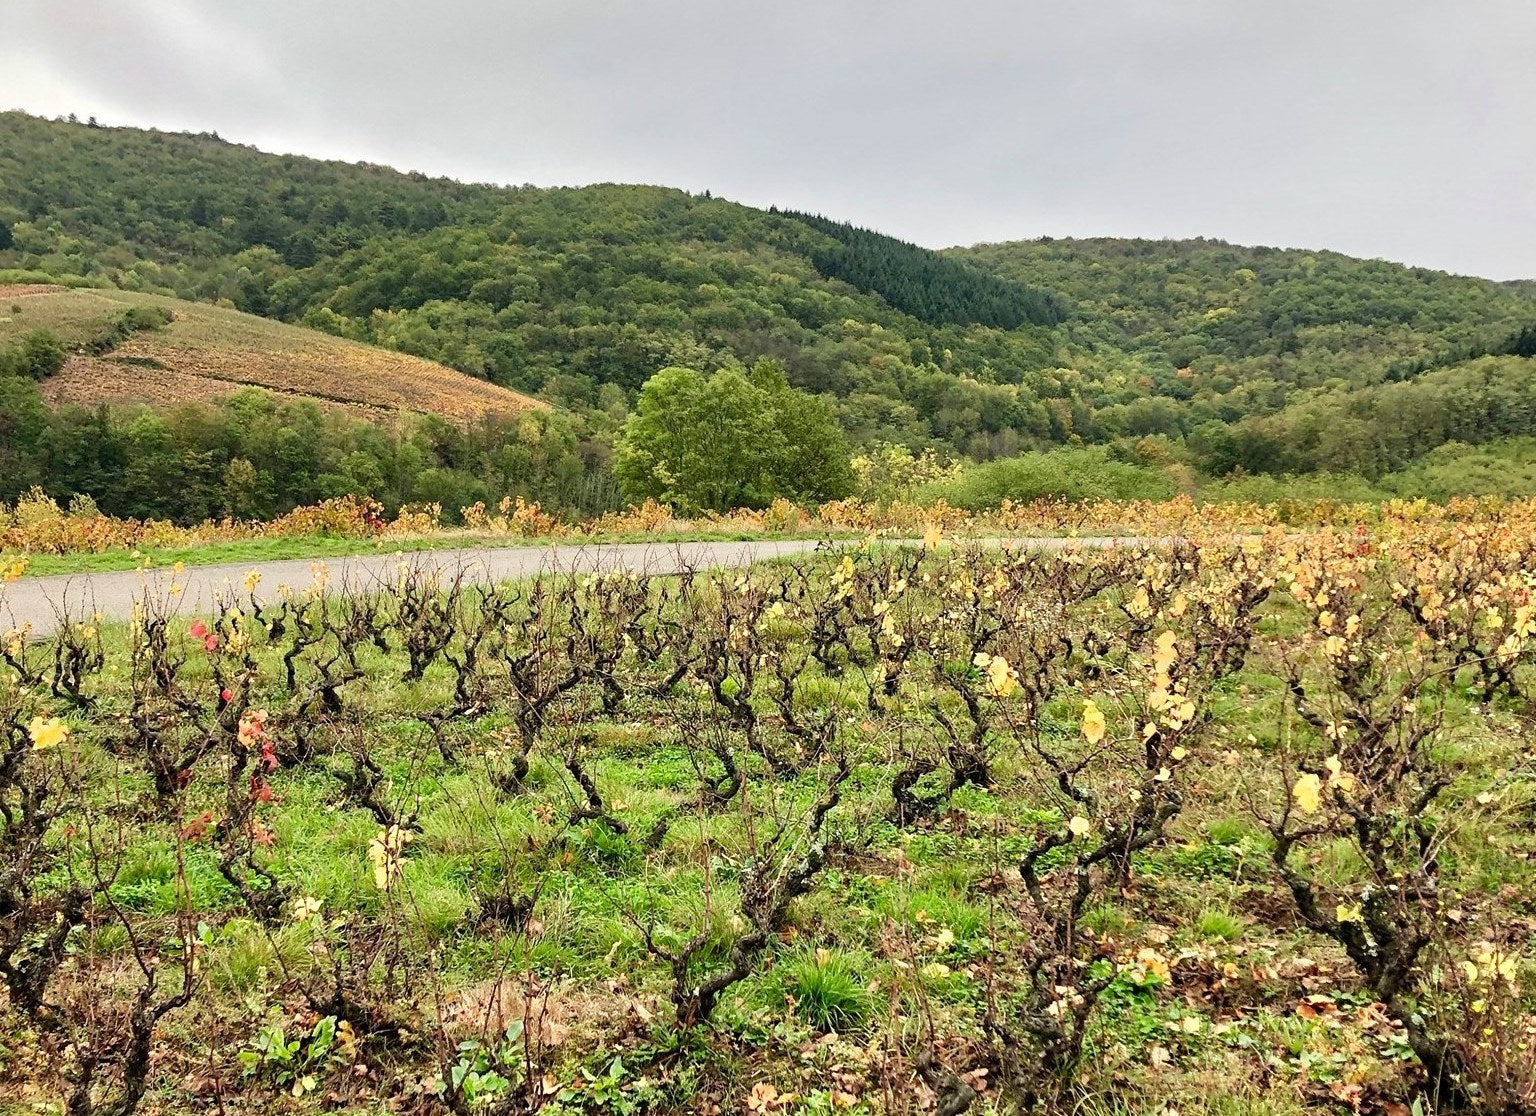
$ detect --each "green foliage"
[238,1015,342,1096]
[1196,356,1536,478]
[4,111,1536,508]
[770,950,875,1033]
[787,211,1060,329]
[0,305,166,387]
[615,361,853,511]
[849,442,962,503]
[1377,438,1536,500]
[1195,910,1245,942]
[562,1055,664,1114]
[1197,470,1386,506]
[1504,323,1536,359]
[0,374,48,496]
[917,445,1177,509]
[0,329,65,380]
[0,111,1068,465]
[953,237,1536,480]
[439,1022,525,1109]
[0,387,602,522]
[954,235,1529,384]
[104,301,173,337]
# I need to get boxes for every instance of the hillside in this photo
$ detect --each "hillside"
[949,235,1532,383]
[4,111,1536,520]
[947,236,1536,478]
[0,284,543,422]
[0,111,1085,460]
[8,115,1534,448]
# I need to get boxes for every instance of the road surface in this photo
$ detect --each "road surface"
[0,536,1132,636]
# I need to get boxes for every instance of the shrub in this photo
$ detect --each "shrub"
[0,329,65,379]
[916,447,1178,510]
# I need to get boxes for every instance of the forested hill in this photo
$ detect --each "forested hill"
[0,111,1065,458]
[3,110,1536,506]
[950,236,1530,386]
[948,237,1536,478]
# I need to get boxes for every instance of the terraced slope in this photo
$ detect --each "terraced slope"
[0,285,544,422]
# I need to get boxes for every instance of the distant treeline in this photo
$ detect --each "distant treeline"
[0,380,610,523]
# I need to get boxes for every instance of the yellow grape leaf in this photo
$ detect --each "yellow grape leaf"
[1324,754,1358,792]
[1292,772,1323,814]
[27,716,69,751]
[985,655,1017,697]
[1068,816,1092,838]
[1081,699,1106,745]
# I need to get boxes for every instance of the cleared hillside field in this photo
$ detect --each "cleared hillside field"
[0,286,543,422]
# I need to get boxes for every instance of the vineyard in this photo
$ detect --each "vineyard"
[1,509,1535,1116]
[0,286,543,423]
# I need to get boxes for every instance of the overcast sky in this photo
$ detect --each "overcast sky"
[4,0,1533,279]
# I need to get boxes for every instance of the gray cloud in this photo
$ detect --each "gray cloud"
[2,0,1533,278]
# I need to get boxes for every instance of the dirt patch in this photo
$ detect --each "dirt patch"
[442,975,657,1047]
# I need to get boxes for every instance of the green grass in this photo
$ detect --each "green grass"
[768,949,877,1033]
[1195,910,1245,942]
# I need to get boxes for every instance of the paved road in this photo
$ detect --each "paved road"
[0,535,1134,637]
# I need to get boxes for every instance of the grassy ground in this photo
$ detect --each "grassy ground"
[0,536,1532,1115]
[11,527,854,577]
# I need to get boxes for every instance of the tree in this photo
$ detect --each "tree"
[222,458,260,518]
[0,330,66,380]
[614,367,777,512]
[0,375,48,501]
[615,364,852,512]
[749,359,855,502]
